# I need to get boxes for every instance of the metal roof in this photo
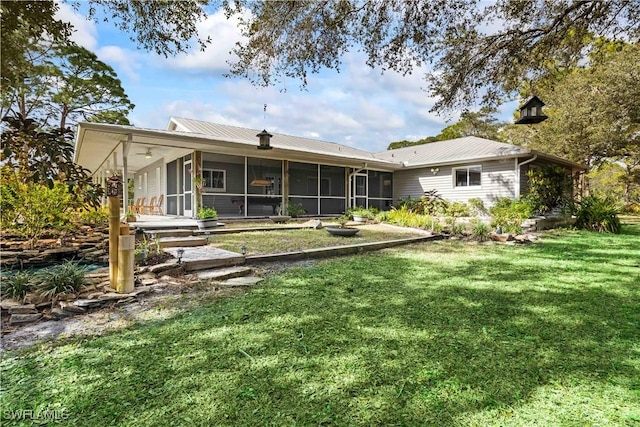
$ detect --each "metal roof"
[168,117,386,164]
[376,136,531,167]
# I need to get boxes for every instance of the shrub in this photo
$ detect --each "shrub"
[397,190,448,215]
[197,207,218,219]
[471,220,490,241]
[1,181,73,244]
[77,206,109,227]
[348,206,375,220]
[0,271,34,299]
[489,197,533,232]
[287,202,306,217]
[451,222,467,236]
[525,164,573,215]
[574,195,621,233]
[468,198,487,216]
[444,202,471,217]
[33,260,89,298]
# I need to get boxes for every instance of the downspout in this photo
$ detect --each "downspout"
[515,154,537,198]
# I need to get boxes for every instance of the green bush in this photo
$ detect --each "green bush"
[489,197,533,232]
[451,222,467,236]
[0,271,34,299]
[468,198,487,216]
[574,195,621,233]
[471,220,490,241]
[444,201,471,217]
[197,207,218,219]
[287,202,306,217]
[33,260,89,298]
[77,207,109,227]
[397,190,448,215]
[525,165,573,215]
[2,181,73,244]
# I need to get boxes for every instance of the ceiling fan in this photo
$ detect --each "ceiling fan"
[135,148,153,159]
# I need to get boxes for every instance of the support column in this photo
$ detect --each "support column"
[108,196,120,287]
[282,160,289,214]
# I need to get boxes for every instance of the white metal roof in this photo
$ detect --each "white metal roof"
[168,117,385,164]
[374,136,532,167]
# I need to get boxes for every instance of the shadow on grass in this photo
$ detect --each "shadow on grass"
[2,226,639,426]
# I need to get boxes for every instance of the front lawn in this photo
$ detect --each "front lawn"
[1,225,639,426]
[207,224,426,255]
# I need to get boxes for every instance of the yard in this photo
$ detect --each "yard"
[1,223,639,426]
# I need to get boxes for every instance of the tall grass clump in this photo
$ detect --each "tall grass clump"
[33,260,89,298]
[0,271,34,299]
[574,195,621,233]
[489,197,533,234]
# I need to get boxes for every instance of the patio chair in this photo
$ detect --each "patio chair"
[143,196,156,215]
[130,198,144,214]
[153,195,164,215]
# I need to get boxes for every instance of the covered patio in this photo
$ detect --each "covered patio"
[74,119,396,219]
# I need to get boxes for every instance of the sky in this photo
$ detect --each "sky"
[57,3,516,153]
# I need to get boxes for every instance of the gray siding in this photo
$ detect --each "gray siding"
[134,158,164,203]
[393,160,517,208]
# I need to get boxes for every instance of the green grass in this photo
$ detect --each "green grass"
[2,225,639,426]
[208,227,424,255]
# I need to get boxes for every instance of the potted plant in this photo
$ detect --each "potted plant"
[196,206,218,230]
[325,215,360,237]
[350,207,373,223]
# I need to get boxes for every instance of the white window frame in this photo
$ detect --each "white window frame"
[203,168,226,192]
[452,165,482,188]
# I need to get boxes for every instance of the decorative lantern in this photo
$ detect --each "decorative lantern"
[107,174,123,197]
[256,129,273,150]
[515,96,548,124]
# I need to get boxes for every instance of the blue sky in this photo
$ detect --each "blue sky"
[58,3,516,153]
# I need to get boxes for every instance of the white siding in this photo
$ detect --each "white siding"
[134,158,164,203]
[393,159,516,207]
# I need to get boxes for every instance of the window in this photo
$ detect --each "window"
[203,169,226,191]
[453,166,481,187]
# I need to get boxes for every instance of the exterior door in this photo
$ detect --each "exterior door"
[352,173,368,208]
[183,159,192,217]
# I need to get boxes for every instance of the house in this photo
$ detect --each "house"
[74,117,585,218]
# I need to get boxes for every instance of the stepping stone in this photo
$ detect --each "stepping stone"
[164,246,245,271]
[197,266,253,281]
[9,313,42,325]
[219,276,263,287]
[158,236,208,248]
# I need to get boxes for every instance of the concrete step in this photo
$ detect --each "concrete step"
[158,236,208,248]
[145,229,194,238]
[164,246,245,272]
[196,266,253,281]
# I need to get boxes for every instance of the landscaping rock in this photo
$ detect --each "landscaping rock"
[1,300,24,311]
[130,286,153,296]
[23,293,50,305]
[51,307,72,319]
[60,301,86,313]
[148,260,179,274]
[301,219,323,229]
[140,278,159,286]
[9,313,42,325]
[490,233,514,242]
[98,293,127,302]
[116,297,136,305]
[73,299,101,309]
[8,304,38,315]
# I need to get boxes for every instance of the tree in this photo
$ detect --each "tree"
[2,36,134,131]
[224,0,640,112]
[0,115,103,208]
[504,43,639,170]
[387,107,504,149]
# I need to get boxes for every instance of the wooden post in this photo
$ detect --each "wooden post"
[282,160,289,214]
[108,196,120,288]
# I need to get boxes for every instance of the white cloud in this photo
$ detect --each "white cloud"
[160,9,246,72]
[55,3,97,50]
[97,45,140,81]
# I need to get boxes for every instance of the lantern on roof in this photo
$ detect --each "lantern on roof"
[515,96,548,124]
[106,174,123,197]
[256,129,273,150]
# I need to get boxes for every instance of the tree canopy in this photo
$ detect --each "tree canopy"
[224,0,640,112]
[388,108,504,150]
